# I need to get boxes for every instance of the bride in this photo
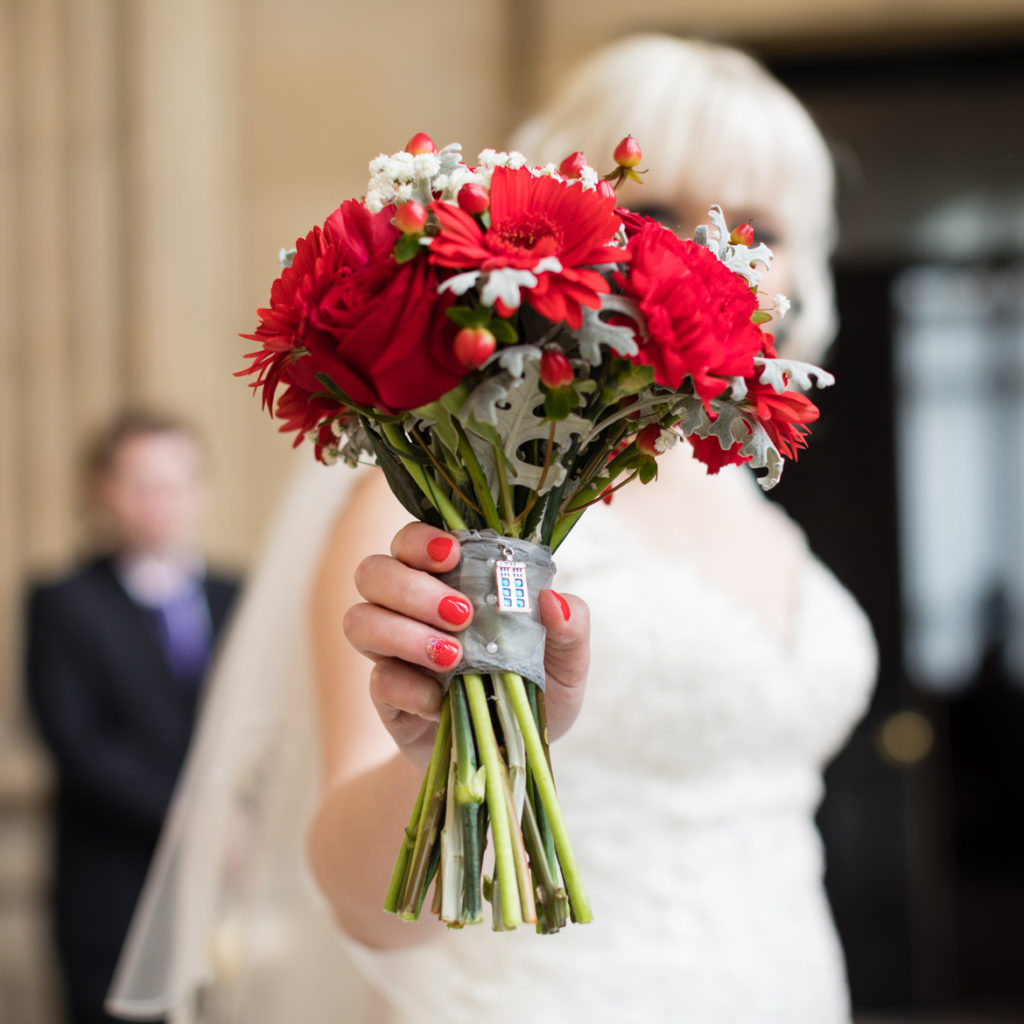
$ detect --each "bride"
[109,34,877,1023]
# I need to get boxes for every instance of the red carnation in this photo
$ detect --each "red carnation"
[686,433,749,474]
[240,200,466,423]
[428,166,626,329]
[615,222,769,407]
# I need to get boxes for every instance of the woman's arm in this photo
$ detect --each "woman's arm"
[307,472,590,949]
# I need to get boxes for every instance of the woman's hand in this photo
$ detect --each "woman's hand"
[344,522,590,767]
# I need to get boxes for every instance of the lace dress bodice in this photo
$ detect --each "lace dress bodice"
[354,465,878,1024]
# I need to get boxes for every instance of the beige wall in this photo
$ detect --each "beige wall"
[2,1,1024,1020]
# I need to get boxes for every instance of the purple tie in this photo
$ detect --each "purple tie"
[153,586,212,686]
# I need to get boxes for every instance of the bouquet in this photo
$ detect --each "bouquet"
[240,132,833,933]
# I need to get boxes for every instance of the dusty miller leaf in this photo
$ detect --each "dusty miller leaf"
[573,298,641,365]
[755,357,835,393]
[468,363,589,495]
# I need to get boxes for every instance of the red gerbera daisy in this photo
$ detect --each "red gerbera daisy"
[428,166,626,329]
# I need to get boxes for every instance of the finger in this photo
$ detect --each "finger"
[369,659,442,766]
[369,658,444,724]
[354,553,474,632]
[389,522,461,573]
[537,589,590,691]
[343,602,463,674]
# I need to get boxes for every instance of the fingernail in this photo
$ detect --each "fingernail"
[425,636,460,669]
[551,590,571,621]
[438,595,472,626]
[427,536,453,563]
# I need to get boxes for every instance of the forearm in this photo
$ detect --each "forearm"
[308,752,446,950]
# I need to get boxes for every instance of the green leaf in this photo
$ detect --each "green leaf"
[489,318,519,345]
[543,386,576,422]
[601,361,654,402]
[412,399,461,458]
[638,457,658,484]
[751,310,773,325]
[446,305,489,329]
[363,425,442,526]
[393,233,422,264]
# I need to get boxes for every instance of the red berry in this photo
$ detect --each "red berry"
[539,348,574,389]
[453,327,496,369]
[405,132,438,155]
[457,183,490,215]
[613,136,642,169]
[635,424,664,456]
[558,151,588,178]
[730,223,756,246]
[393,200,428,234]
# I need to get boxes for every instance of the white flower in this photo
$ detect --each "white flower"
[394,183,414,203]
[505,150,528,169]
[368,154,390,175]
[388,152,416,179]
[412,153,441,179]
[579,166,599,190]
[364,192,386,214]
[773,293,791,318]
[476,148,499,168]
[653,429,678,454]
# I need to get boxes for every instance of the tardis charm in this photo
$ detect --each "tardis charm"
[495,548,531,613]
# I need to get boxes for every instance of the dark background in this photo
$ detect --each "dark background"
[763,43,1024,1018]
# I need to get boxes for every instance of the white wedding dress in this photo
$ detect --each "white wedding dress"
[109,449,876,1024]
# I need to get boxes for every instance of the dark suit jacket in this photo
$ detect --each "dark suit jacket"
[25,556,238,1004]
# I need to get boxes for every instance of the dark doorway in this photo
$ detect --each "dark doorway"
[762,43,1024,1018]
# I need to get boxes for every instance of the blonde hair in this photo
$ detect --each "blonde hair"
[511,35,837,361]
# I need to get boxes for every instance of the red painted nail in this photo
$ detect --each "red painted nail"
[438,595,472,626]
[551,590,571,621]
[427,536,453,563]
[425,636,460,669]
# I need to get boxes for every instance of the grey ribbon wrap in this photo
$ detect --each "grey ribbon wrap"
[435,530,556,691]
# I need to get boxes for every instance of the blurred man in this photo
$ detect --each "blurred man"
[25,411,240,1024]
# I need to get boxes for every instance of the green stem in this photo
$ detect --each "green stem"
[456,427,503,533]
[500,760,537,925]
[521,784,567,934]
[410,426,483,517]
[451,677,483,924]
[464,672,522,929]
[503,672,592,923]
[491,442,518,535]
[384,757,431,914]
[527,683,557,875]
[381,422,469,531]
[397,696,452,918]
[513,420,556,528]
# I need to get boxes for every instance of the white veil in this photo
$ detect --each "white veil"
[107,454,385,1023]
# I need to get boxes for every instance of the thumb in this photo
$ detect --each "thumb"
[538,589,590,693]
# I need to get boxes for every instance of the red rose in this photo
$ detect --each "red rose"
[240,200,466,423]
[615,222,768,407]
